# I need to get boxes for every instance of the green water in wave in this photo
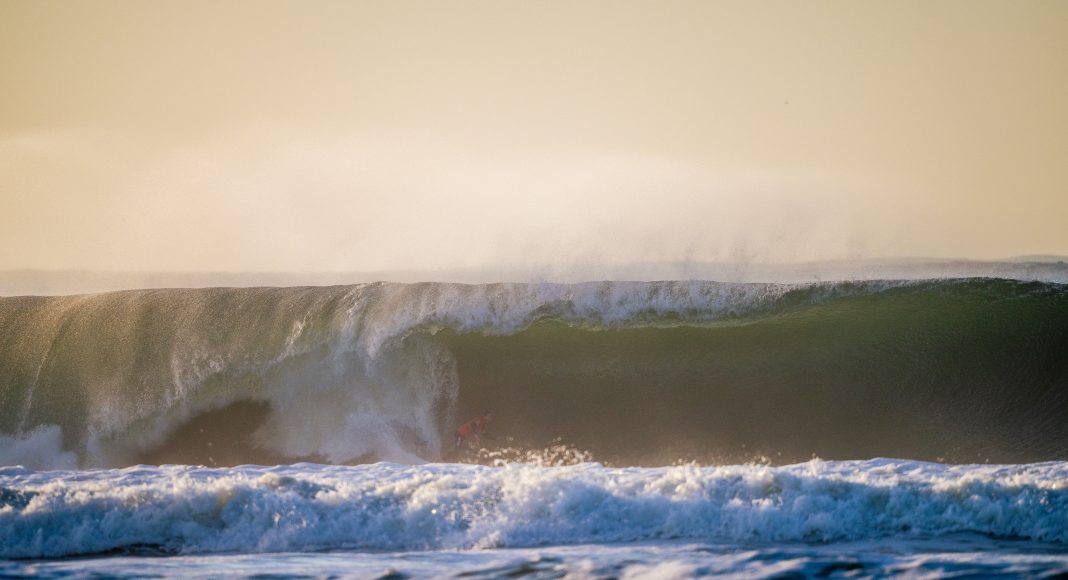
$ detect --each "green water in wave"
[442,280,1068,465]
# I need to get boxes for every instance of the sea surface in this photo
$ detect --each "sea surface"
[1,270,1066,576]
[3,461,1068,577]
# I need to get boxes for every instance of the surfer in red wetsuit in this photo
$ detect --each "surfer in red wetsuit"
[455,412,494,449]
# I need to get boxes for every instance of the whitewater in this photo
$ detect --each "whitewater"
[2,460,1068,576]
[2,271,1067,576]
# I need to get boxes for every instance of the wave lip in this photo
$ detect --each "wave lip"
[1,459,1066,559]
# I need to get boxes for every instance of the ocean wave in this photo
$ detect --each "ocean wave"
[1,459,1066,559]
[1,279,1066,467]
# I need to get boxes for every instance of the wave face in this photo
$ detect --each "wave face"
[1,460,1066,559]
[1,279,1067,467]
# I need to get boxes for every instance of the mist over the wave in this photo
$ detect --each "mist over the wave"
[5,127,1068,275]
[3,1,1067,273]
[1,129,913,273]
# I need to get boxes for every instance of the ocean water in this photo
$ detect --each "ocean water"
[1,272,1067,576]
[3,461,1068,577]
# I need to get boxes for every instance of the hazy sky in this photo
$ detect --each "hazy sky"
[2,0,1066,273]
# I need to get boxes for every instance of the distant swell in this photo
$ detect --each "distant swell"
[0,279,1066,468]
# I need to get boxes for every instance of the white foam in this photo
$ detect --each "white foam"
[0,426,78,470]
[1,459,1065,559]
[621,560,700,580]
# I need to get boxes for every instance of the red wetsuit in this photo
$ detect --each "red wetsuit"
[455,415,491,448]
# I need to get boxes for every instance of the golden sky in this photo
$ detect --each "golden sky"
[2,0,1066,272]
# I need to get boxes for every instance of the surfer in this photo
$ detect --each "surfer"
[454,412,494,449]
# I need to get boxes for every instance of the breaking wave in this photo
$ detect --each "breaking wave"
[1,459,1066,559]
[0,279,1066,467]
